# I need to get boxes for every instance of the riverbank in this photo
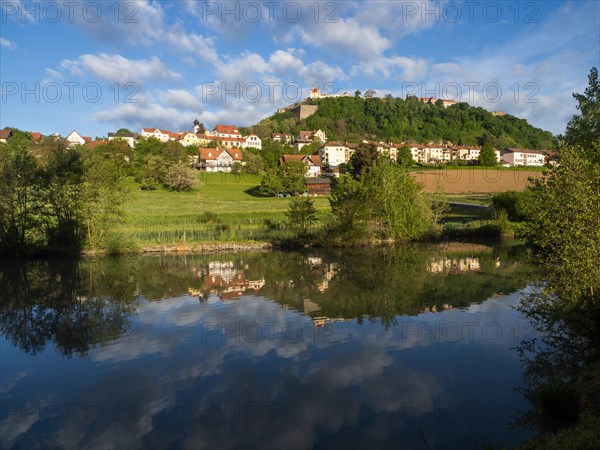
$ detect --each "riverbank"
[109,172,506,251]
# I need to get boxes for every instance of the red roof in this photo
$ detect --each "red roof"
[198,147,242,161]
[279,155,322,166]
[29,132,42,140]
[213,124,240,135]
[87,140,108,149]
[0,129,12,140]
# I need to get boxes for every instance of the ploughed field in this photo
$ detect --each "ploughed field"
[412,168,544,193]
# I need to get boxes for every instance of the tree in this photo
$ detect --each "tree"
[82,154,126,251]
[348,143,380,179]
[162,140,187,165]
[117,128,132,134]
[564,67,600,163]
[280,161,307,194]
[259,168,283,196]
[397,145,414,166]
[0,137,43,253]
[37,138,86,249]
[525,146,600,303]
[242,151,265,175]
[285,197,318,236]
[164,163,196,192]
[330,159,437,241]
[478,143,497,166]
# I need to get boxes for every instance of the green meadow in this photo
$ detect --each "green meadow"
[114,172,498,247]
[116,172,332,245]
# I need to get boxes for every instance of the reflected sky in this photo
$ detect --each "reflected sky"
[0,244,536,449]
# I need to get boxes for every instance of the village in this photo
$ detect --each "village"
[0,114,553,181]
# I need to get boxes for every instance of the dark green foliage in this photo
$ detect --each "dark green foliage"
[478,143,498,166]
[564,67,600,162]
[492,191,530,221]
[258,169,284,196]
[285,197,318,237]
[0,133,126,253]
[256,96,557,149]
[259,161,306,196]
[348,142,380,179]
[329,159,437,241]
[396,145,413,166]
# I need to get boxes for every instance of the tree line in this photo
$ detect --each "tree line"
[251,95,557,150]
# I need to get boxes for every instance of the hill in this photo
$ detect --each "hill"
[251,96,557,150]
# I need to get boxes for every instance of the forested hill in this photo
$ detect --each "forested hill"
[252,96,557,149]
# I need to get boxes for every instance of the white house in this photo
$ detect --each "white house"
[213,124,242,139]
[244,134,262,150]
[65,130,92,147]
[141,128,177,142]
[279,154,322,177]
[108,132,137,148]
[197,147,243,172]
[501,148,547,166]
[319,142,347,167]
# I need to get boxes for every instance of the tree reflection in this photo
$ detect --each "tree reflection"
[0,243,533,356]
[0,258,139,357]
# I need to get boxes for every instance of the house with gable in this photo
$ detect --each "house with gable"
[65,130,92,147]
[213,124,242,139]
[108,132,138,148]
[0,128,12,143]
[279,154,322,178]
[244,134,262,150]
[295,129,327,152]
[197,147,243,172]
[141,128,178,142]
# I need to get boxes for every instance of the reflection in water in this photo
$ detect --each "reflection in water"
[0,243,535,449]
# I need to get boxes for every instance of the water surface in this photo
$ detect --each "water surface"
[0,243,537,449]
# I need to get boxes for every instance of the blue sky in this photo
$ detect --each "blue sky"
[1,0,598,138]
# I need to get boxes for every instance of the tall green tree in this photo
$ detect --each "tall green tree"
[285,197,318,237]
[564,67,600,163]
[396,145,414,166]
[37,138,86,249]
[348,143,380,179]
[478,143,498,166]
[330,159,437,241]
[0,136,43,253]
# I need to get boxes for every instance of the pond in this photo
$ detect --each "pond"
[0,243,538,449]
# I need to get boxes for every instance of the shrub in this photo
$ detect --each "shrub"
[492,190,529,221]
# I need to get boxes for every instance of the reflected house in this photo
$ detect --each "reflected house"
[305,256,338,292]
[428,257,481,274]
[191,261,265,301]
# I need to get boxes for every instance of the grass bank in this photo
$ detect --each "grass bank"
[106,174,511,252]
[113,173,331,247]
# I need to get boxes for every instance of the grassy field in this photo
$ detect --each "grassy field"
[116,173,332,245]
[114,172,507,248]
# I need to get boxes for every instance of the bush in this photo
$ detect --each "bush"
[492,190,529,221]
[198,212,221,224]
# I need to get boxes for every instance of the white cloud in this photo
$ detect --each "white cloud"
[94,102,195,131]
[352,55,429,80]
[60,54,181,83]
[157,89,204,111]
[290,19,391,61]
[0,37,16,49]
